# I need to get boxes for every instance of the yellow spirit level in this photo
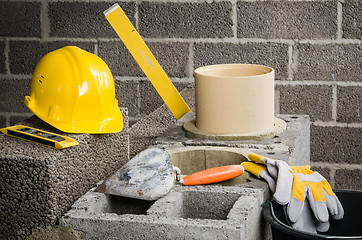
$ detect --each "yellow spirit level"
[104,4,191,120]
[0,125,79,149]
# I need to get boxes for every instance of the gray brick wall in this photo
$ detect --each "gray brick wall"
[9,41,95,75]
[294,43,362,81]
[139,2,233,38]
[277,85,333,122]
[0,42,5,74]
[237,1,337,39]
[337,86,362,123]
[0,2,41,37]
[0,0,361,222]
[0,78,31,113]
[48,2,135,38]
[194,42,289,79]
[342,1,362,39]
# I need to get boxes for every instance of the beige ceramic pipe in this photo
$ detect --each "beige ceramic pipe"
[194,64,274,134]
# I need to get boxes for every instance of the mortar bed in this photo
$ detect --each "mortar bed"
[183,117,287,141]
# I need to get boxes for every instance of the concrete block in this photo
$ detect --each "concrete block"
[0,115,6,127]
[115,80,140,117]
[61,183,267,240]
[10,115,31,126]
[98,41,143,77]
[139,80,166,116]
[0,111,129,240]
[311,125,362,164]
[0,1,41,37]
[99,41,189,78]
[129,103,176,158]
[310,166,331,183]
[342,1,362,39]
[194,42,289,80]
[140,80,190,116]
[148,42,190,78]
[337,86,362,123]
[277,85,333,122]
[28,225,84,240]
[156,114,310,166]
[48,2,135,38]
[0,41,5,74]
[129,87,194,158]
[61,84,310,240]
[9,41,95,75]
[138,2,233,38]
[0,78,31,113]
[237,1,337,39]
[335,169,362,190]
[294,43,362,81]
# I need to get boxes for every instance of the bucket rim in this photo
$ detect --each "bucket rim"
[263,190,362,240]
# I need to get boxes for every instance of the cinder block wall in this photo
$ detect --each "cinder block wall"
[0,0,361,190]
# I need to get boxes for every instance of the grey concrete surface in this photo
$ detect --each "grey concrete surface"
[0,109,129,240]
[183,117,287,141]
[0,1,41,37]
[61,181,268,240]
[337,86,362,123]
[61,98,310,239]
[335,169,362,190]
[129,86,194,158]
[48,2,135,38]
[0,41,5,74]
[9,41,95,75]
[294,43,362,82]
[0,77,31,113]
[342,1,362,39]
[139,2,233,38]
[156,113,310,166]
[140,81,190,116]
[277,85,334,122]
[237,1,337,39]
[311,125,362,165]
[193,42,289,80]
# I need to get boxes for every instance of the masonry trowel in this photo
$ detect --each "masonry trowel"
[95,147,245,200]
[95,147,175,201]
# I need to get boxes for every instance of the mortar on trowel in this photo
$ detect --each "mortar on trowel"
[95,147,246,200]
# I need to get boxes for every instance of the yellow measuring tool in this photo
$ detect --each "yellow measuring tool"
[0,125,79,149]
[104,4,191,120]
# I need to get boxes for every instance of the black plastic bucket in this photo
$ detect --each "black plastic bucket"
[263,190,362,240]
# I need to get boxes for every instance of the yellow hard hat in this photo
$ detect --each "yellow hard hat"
[25,46,123,133]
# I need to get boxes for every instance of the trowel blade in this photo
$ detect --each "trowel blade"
[95,147,174,201]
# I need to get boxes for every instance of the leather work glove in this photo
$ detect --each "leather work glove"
[243,153,344,233]
[241,161,276,192]
[242,161,320,233]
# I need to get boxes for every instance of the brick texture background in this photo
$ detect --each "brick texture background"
[0,0,361,195]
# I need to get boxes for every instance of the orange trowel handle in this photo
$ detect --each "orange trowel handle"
[183,165,244,186]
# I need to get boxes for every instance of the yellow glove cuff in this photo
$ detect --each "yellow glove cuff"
[241,161,267,179]
[248,153,275,164]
